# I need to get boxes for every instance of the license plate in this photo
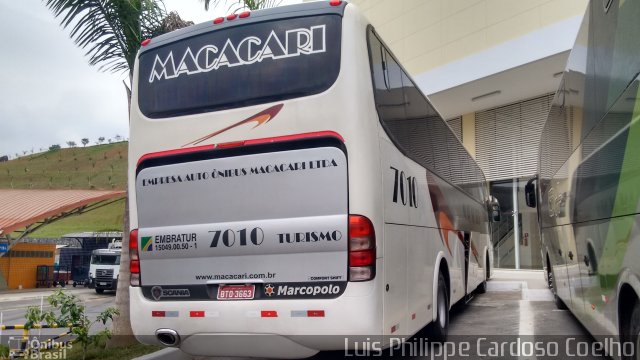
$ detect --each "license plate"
[217,285,255,300]
[99,282,107,286]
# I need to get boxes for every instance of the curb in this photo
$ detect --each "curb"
[0,289,100,303]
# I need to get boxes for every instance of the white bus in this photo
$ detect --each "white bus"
[128,1,498,357]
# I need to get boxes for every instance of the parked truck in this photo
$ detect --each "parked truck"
[88,241,121,294]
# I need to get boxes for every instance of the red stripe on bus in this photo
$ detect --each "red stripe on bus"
[137,131,343,167]
[137,144,215,166]
[244,131,344,145]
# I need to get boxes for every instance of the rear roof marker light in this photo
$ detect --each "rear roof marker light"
[216,140,246,149]
[330,0,342,6]
[213,17,224,24]
[227,13,237,20]
[239,11,250,18]
[141,39,151,46]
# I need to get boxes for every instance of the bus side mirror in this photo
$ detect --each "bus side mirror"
[525,178,537,208]
[491,209,500,222]
[488,196,501,222]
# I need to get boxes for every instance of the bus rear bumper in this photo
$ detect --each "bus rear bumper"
[130,283,381,357]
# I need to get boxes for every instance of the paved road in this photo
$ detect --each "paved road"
[0,287,116,348]
[138,270,602,360]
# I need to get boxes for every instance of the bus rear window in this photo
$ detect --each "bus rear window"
[137,15,341,118]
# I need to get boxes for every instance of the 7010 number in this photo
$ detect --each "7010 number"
[390,166,418,208]
[209,227,264,248]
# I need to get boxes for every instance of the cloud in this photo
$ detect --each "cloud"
[0,0,128,157]
[0,0,301,158]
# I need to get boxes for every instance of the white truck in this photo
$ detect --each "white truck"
[89,241,121,294]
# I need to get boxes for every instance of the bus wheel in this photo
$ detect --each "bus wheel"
[546,256,552,288]
[477,255,490,294]
[548,269,567,310]
[624,301,640,360]
[427,272,449,343]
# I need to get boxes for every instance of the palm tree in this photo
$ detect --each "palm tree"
[43,0,193,347]
[44,0,164,79]
[201,0,281,12]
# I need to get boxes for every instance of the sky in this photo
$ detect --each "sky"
[0,0,301,158]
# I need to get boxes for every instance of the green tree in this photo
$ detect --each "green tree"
[43,0,193,347]
[25,290,119,360]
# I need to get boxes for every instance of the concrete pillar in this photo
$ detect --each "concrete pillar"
[461,113,476,158]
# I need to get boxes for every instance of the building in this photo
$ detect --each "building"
[348,0,589,269]
[0,242,56,289]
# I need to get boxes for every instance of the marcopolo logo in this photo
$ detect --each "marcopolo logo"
[264,284,275,297]
[265,283,341,297]
[149,25,326,83]
[151,286,191,301]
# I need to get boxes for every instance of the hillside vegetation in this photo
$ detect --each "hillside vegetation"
[0,142,127,190]
[0,143,128,237]
[27,198,126,238]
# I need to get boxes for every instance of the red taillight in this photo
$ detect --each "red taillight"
[307,310,325,317]
[190,311,205,318]
[239,11,250,18]
[348,215,376,281]
[330,0,342,6]
[141,38,151,46]
[349,250,375,267]
[227,13,237,20]
[213,17,224,24]
[130,229,140,286]
[261,311,278,318]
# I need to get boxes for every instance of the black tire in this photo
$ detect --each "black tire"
[72,282,77,288]
[545,256,552,289]
[477,254,490,294]
[485,254,491,280]
[95,288,104,294]
[548,268,567,310]
[477,279,487,294]
[624,301,640,360]
[427,272,449,343]
[60,281,66,287]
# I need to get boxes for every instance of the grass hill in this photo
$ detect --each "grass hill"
[0,142,128,238]
[0,142,127,190]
